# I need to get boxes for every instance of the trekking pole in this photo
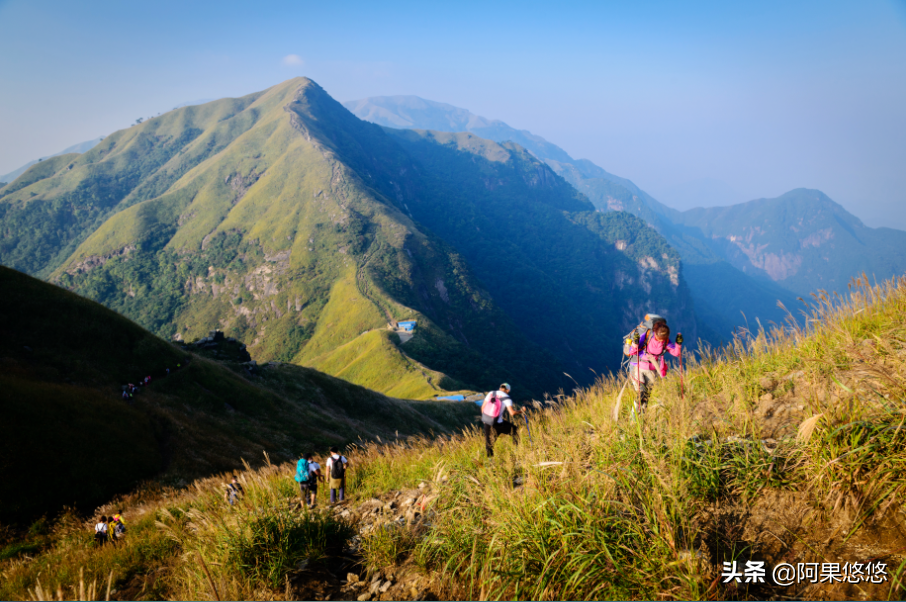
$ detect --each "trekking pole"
[523,413,533,444]
[629,330,642,418]
[634,331,642,417]
[679,349,685,400]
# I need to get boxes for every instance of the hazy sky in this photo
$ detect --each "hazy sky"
[1,0,904,228]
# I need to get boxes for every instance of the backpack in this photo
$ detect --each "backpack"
[330,456,345,479]
[295,458,310,483]
[114,522,126,536]
[482,392,503,418]
[623,314,667,357]
[481,392,508,425]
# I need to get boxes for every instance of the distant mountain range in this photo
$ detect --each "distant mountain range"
[345,95,906,334]
[0,78,694,399]
[654,177,748,211]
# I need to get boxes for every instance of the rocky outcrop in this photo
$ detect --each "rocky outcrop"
[64,245,135,275]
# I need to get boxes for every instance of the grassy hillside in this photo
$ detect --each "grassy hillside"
[1,78,576,399]
[0,266,474,525]
[3,274,901,600]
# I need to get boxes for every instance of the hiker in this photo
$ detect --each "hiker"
[122,390,129,401]
[166,368,170,376]
[111,511,127,541]
[108,512,126,545]
[625,319,683,413]
[295,452,323,509]
[325,447,349,504]
[481,383,522,457]
[94,515,108,546]
[224,475,244,506]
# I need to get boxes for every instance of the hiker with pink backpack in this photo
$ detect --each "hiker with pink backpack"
[481,383,522,457]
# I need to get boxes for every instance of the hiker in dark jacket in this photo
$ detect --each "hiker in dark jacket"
[481,383,522,457]
[326,447,349,504]
[224,475,244,505]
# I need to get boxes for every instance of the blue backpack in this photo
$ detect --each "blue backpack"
[294,458,310,483]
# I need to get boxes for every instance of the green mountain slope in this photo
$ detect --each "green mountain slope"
[0,265,474,523]
[1,79,702,396]
[295,94,697,375]
[357,127,698,375]
[0,79,574,398]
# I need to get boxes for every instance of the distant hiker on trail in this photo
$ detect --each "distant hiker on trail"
[481,383,522,458]
[624,317,683,413]
[224,475,244,506]
[326,447,349,504]
[295,452,323,509]
[94,516,108,546]
[111,511,127,541]
[122,390,129,401]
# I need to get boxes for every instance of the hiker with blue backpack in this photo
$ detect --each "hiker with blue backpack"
[623,314,683,414]
[294,452,323,509]
[481,383,522,457]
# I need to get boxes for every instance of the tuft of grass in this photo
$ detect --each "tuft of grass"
[361,521,420,574]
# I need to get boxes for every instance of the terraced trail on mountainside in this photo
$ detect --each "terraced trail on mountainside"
[4,275,904,600]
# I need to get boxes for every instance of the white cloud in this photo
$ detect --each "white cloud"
[282,54,304,67]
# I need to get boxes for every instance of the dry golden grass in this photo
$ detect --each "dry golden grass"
[2,274,905,600]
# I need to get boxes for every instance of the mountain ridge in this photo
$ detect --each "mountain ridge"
[0,137,104,185]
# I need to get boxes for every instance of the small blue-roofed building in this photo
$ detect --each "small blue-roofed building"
[398,320,417,332]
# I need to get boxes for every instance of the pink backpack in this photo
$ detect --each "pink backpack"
[482,392,503,418]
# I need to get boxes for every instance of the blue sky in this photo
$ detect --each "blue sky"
[1,0,904,227]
